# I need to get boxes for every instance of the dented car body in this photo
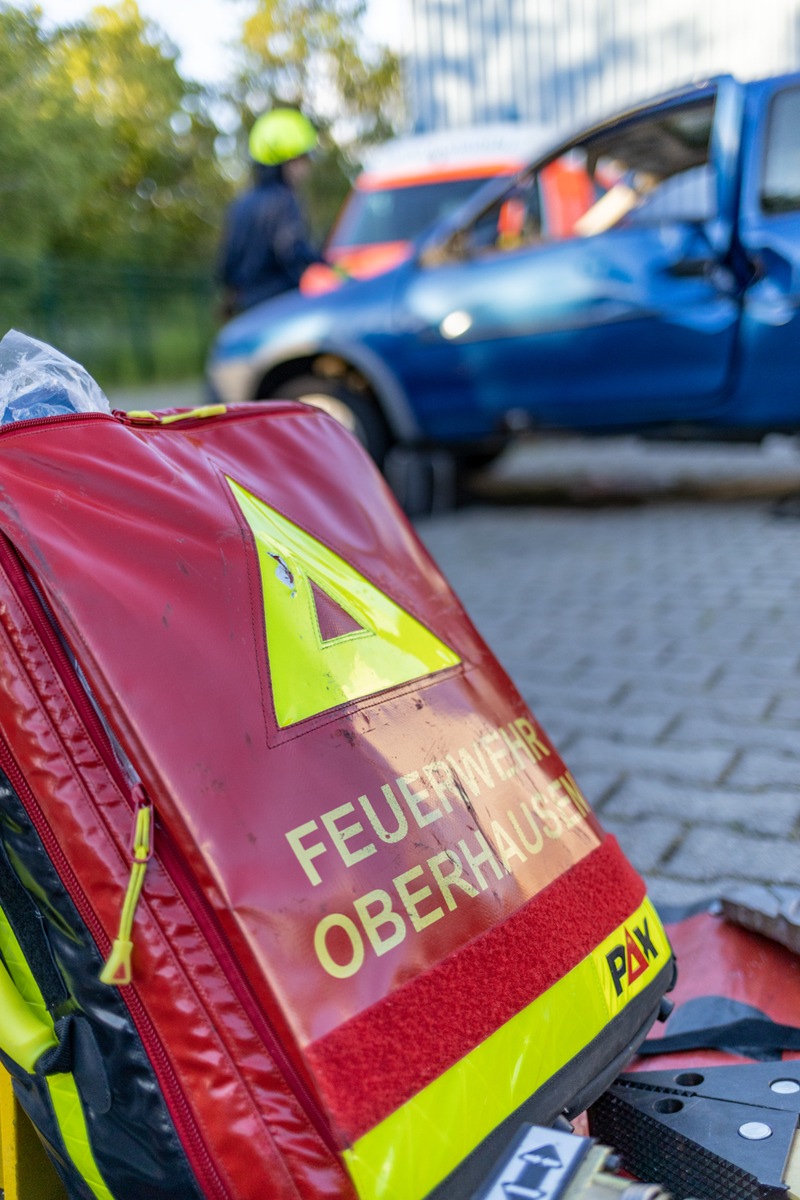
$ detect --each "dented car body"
[208,73,800,461]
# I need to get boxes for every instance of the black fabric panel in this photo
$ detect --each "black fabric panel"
[37,1015,112,1114]
[639,1014,800,1059]
[0,767,205,1200]
[0,833,67,1009]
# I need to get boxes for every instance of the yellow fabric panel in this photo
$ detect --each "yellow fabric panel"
[47,1079,113,1200]
[227,478,460,726]
[343,897,670,1200]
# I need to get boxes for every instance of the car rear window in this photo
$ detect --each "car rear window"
[329,176,502,247]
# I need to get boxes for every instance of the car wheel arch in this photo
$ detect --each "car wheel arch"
[251,342,421,444]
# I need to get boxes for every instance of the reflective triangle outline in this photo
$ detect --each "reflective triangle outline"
[227,478,461,727]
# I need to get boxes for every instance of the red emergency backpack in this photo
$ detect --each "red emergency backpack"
[0,398,673,1200]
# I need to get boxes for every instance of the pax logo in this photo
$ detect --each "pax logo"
[605,919,659,996]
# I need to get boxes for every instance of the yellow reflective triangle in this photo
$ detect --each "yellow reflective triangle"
[227,479,461,727]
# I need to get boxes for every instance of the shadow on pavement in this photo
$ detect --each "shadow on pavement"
[464,433,800,511]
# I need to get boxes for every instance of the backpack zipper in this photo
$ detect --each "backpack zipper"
[0,536,341,1164]
[0,733,228,1200]
[0,537,230,1200]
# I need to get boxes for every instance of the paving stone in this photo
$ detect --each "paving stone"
[667,828,800,884]
[518,678,630,709]
[566,736,734,785]
[726,750,800,790]
[599,815,685,872]
[604,778,800,836]
[666,714,800,757]
[621,680,776,722]
[565,768,623,812]
[667,693,776,723]
[539,706,674,745]
[645,876,738,911]
[770,695,800,723]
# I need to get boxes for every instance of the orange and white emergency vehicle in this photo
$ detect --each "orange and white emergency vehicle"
[301,123,549,294]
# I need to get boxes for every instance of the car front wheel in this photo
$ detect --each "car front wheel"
[269,375,391,468]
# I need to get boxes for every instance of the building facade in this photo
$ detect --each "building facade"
[407,0,800,133]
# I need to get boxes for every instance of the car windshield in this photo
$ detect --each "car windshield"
[329,176,505,247]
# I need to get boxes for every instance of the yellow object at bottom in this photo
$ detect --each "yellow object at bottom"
[0,1067,66,1200]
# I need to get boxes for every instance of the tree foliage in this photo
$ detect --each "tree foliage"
[60,2,235,266]
[0,5,97,260]
[0,0,403,267]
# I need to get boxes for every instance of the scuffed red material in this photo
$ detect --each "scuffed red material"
[307,835,645,1140]
[0,404,658,1198]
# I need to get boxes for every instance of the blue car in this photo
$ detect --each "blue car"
[208,73,800,471]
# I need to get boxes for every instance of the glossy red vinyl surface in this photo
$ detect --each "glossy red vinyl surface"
[0,404,627,1193]
[0,548,350,1199]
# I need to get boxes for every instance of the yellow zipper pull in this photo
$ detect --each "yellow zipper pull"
[100,785,153,987]
[122,405,227,426]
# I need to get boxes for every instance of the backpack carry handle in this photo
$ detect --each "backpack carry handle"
[0,958,57,1073]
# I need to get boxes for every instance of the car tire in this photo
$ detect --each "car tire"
[457,446,507,473]
[383,446,460,518]
[269,375,391,468]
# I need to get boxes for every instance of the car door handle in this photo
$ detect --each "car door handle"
[666,257,712,278]
[667,258,739,295]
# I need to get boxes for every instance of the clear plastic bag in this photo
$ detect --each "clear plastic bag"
[0,330,111,424]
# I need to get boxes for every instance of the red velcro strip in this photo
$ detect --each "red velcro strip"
[306,835,646,1142]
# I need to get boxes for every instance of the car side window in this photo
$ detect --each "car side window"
[574,100,717,235]
[761,87,800,214]
[449,97,717,260]
[621,163,717,227]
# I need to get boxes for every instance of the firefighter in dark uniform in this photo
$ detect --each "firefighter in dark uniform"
[218,108,319,316]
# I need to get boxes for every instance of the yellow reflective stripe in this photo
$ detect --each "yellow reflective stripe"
[0,910,115,1200]
[227,478,460,726]
[343,897,670,1200]
[48,1077,114,1200]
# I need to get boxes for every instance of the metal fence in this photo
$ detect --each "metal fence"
[408,0,800,133]
[0,258,218,390]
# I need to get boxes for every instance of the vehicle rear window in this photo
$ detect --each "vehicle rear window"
[761,87,800,213]
[329,176,502,247]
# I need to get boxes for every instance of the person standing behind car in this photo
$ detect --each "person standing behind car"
[218,108,319,316]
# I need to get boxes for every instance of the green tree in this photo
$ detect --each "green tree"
[48,0,232,266]
[0,5,99,261]
[231,0,404,237]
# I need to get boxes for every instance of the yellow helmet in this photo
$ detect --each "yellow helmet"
[249,109,317,166]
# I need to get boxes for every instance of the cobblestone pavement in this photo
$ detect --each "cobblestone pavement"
[419,440,800,911]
